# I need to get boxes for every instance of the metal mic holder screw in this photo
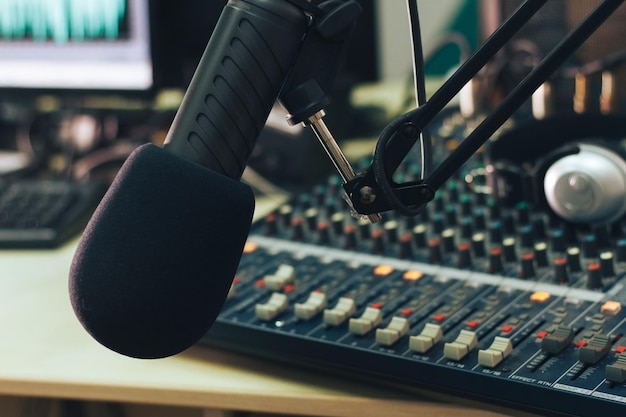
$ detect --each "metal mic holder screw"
[306,111,382,224]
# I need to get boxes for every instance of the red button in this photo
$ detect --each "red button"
[536,330,549,339]
[501,325,513,333]
[615,346,626,354]
[434,313,446,323]
[284,284,295,293]
[371,302,383,309]
[575,340,588,348]
[467,320,479,329]
[401,308,414,317]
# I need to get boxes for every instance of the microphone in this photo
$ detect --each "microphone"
[69,0,311,359]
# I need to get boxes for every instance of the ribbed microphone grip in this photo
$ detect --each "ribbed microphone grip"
[163,0,309,179]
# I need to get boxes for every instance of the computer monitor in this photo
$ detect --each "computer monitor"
[0,0,153,93]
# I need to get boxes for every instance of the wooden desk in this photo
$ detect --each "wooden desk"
[0,238,524,417]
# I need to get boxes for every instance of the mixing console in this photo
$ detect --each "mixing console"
[201,110,626,416]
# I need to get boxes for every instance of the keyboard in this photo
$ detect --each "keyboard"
[0,179,107,248]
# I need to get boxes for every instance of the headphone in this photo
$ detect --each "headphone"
[484,113,626,225]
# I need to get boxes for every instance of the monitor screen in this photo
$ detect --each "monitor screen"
[0,0,153,92]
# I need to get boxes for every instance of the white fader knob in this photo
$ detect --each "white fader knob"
[294,291,328,320]
[478,336,513,368]
[376,317,409,346]
[323,297,356,326]
[409,323,443,354]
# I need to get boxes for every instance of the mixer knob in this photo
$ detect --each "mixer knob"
[515,202,530,225]
[579,333,611,364]
[344,225,358,250]
[606,352,626,383]
[331,212,345,236]
[255,292,289,321]
[460,218,474,239]
[614,238,626,263]
[376,317,410,346]
[599,251,615,277]
[442,228,456,253]
[472,208,486,231]
[553,257,568,284]
[471,233,486,258]
[443,329,478,361]
[541,325,574,354]
[294,291,328,320]
[279,204,293,228]
[520,252,536,279]
[384,220,399,243]
[550,229,566,253]
[428,238,443,264]
[358,218,371,240]
[586,262,603,289]
[413,224,428,248]
[502,237,518,263]
[456,243,472,268]
[489,221,503,244]
[409,323,443,353]
[460,194,473,216]
[533,242,549,268]
[398,234,413,259]
[532,218,547,240]
[264,213,278,236]
[487,199,501,220]
[582,234,598,259]
[304,208,319,231]
[501,213,516,236]
[323,297,356,326]
[349,307,383,335]
[478,336,513,368]
[445,205,458,227]
[432,214,445,234]
[263,264,296,291]
[488,247,503,274]
[317,222,331,244]
[519,225,534,249]
[566,246,582,272]
[291,217,305,241]
[372,229,385,254]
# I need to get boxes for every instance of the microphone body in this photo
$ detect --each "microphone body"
[69,0,310,359]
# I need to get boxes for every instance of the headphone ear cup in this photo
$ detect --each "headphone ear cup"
[486,114,626,224]
[542,143,626,225]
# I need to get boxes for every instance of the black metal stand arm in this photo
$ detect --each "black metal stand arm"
[343,0,625,218]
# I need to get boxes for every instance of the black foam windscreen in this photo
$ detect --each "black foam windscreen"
[69,144,255,359]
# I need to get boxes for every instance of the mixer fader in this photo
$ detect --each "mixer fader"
[201,111,626,416]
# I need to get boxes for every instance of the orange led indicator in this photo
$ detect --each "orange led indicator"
[243,241,259,254]
[403,270,424,281]
[374,265,394,277]
[601,301,622,316]
[530,291,551,303]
